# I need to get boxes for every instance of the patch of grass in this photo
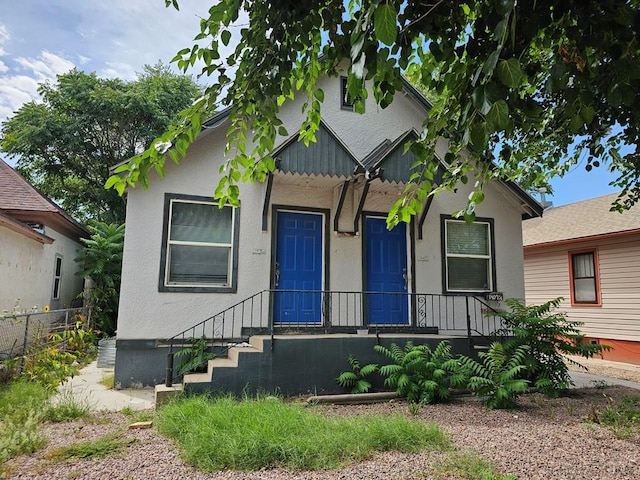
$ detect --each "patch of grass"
[590,395,640,439]
[120,407,155,423]
[45,432,135,461]
[0,381,49,469]
[157,395,449,471]
[44,388,93,422]
[100,373,115,389]
[432,451,516,479]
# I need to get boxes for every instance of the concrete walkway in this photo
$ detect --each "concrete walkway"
[54,361,155,412]
[54,357,640,413]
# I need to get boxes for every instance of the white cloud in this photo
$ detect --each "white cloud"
[15,51,75,81]
[0,23,9,56]
[0,60,8,74]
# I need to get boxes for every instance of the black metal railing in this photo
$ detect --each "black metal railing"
[163,290,505,386]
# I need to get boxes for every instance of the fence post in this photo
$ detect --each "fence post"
[19,314,31,373]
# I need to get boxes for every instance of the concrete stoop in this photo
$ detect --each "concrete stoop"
[154,335,267,406]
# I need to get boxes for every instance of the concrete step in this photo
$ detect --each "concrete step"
[183,338,264,385]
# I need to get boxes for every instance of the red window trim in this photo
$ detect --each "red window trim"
[568,248,601,307]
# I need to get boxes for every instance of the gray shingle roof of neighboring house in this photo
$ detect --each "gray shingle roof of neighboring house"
[522,192,640,247]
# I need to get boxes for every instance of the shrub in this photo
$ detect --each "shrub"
[374,341,468,404]
[336,354,378,393]
[494,298,610,397]
[460,342,529,409]
[175,336,214,376]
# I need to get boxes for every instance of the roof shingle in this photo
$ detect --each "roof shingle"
[0,158,59,213]
[522,193,640,246]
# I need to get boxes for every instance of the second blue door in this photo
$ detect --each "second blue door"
[274,211,323,324]
[365,217,409,325]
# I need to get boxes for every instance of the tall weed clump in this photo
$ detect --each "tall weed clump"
[495,298,609,396]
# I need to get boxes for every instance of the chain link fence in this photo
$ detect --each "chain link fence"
[0,307,92,370]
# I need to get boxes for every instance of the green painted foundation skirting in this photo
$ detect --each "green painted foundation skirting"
[115,335,472,395]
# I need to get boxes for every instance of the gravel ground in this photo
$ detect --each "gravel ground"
[4,384,640,480]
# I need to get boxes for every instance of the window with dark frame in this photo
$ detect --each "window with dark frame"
[442,217,494,293]
[160,195,239,292]
[570,250,599,304]
[341,76,363,111]
[52,255,63,300]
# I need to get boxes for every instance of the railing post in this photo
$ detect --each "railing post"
[166,352,174,387]
[465,296,473,351]
[269,289,275,352]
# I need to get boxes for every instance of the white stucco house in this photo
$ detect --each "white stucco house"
[114,76,542,393]
[0,158,88,314]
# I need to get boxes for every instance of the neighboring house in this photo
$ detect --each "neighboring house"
[115,75,542,393]
[523,193,640,364]
[0,158,88,313]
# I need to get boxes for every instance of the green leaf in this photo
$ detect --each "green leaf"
[486,100,510,131]
[220,30,231,46]
[497,58,523,88]
[471,84,500,115]
[470,121,488,150]
[374,4,398,46]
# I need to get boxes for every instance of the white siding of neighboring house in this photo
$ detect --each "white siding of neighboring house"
[117,75,529,341]
[0,224,84,313]
[524,232,640,343]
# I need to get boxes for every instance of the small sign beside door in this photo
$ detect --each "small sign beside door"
[485,292,504,302]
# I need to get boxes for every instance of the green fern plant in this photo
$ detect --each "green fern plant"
[494,298,610,397]
[460,342,530,409]
[374,341,468,404]
[175,336,214,376]
[336,355,378,393]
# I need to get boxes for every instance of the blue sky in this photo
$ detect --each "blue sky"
[0,1,619,207]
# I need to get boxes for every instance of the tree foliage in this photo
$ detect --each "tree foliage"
[76,221,125,336]
[109,1,640,222]
[1,63,201,223]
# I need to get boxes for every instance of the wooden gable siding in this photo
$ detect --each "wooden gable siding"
[277,123,358,177]
[524,232,640,342]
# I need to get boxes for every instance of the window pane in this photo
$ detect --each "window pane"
[574,278,597,303]
[447,222,489,255]
[572,253,594,278]
[53,278,61,299]
[55,257,62,276]
[448,257,489,290]
[168,245,230,285]
[170,202,232,243]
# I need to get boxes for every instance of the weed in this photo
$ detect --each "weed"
[374,341,468,404]
[432,450,516,479]
[336,354,378,393]
[45,432,135,461]
[44,387,93,422]
[156,395,449,471]
[460,342,529,409]
[494,298,609,397]
[100,373,115,389]
[589,395,640,439]
[175,336,214,376]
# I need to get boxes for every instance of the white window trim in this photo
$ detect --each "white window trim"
[164,198,236,289]
[444,218,493,293]
[52,254,63,300]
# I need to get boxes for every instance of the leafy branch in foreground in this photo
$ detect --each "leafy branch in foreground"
[109,1,640,224]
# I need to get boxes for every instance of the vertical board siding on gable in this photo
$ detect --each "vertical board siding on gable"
[524,233,640,343]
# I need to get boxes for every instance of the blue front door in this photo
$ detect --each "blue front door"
[365,217,409,325]
[274,211,323,324]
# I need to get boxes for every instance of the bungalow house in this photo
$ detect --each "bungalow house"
[523,193,640,364]
[114,75,542,394]
[0,158,88,359]
[0,158,87,312]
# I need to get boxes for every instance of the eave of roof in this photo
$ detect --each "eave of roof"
[0,210,54,244]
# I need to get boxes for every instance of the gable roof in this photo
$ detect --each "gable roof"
[522,192,640,248]
[0,158,88,241]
